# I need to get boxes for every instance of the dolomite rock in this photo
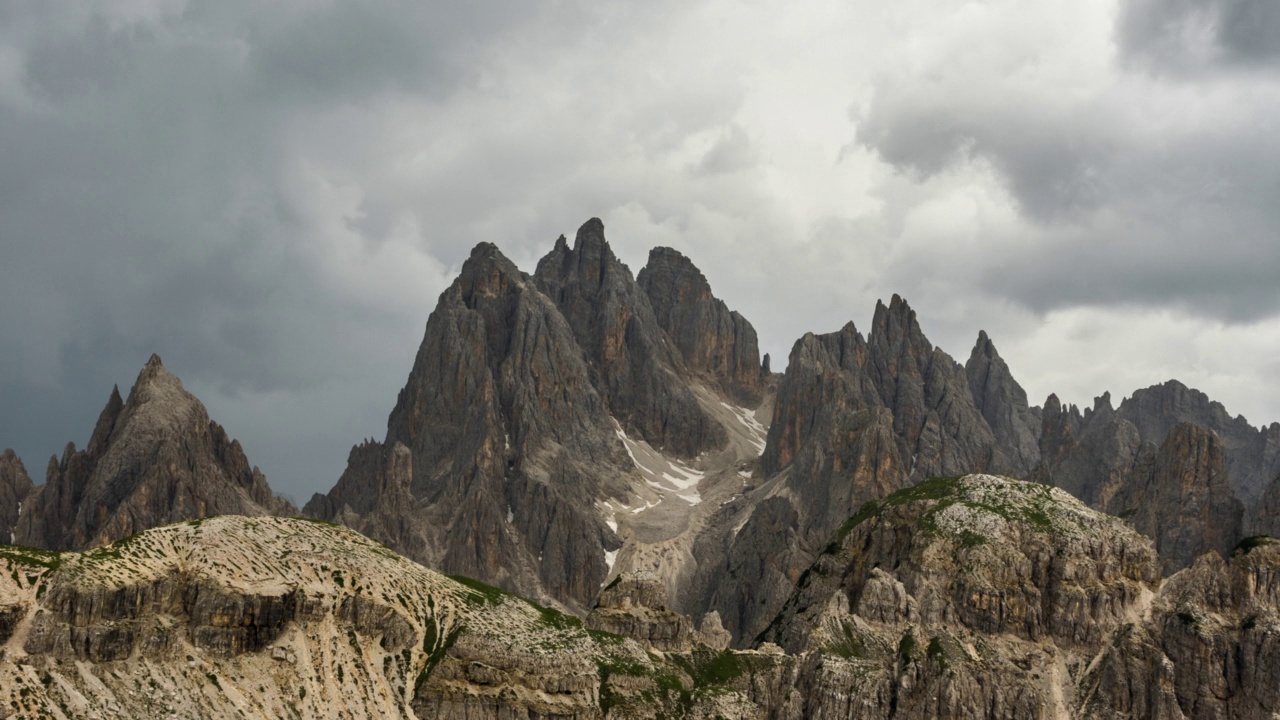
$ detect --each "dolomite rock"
[1112,423,1245,574]
[0,515,792,719]
[637,246,763,406]
[0,450,32,543]
[1118,379,1280,504]
[534,218,727,458]
[307,242,630,612]
[587,571,702,651]
[706,299,1028,644]
[1253,474,1280,538]
[966,330,1041,475]
[759,474,1164,719]
[1082,539,1280,719]
[14,356,292,551]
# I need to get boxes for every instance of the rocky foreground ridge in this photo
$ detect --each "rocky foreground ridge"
[3,476,1277,719]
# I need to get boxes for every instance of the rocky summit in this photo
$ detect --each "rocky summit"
[10,355,293,552]
[3,216,1280,717]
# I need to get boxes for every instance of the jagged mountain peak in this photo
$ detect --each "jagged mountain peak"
[534,219,727,458]
[870,293,928,348]
[14,355,292,550]
[965,329,1041,474]
[450,240,529,304]
[637,243,763,405]
[536,217,628,290]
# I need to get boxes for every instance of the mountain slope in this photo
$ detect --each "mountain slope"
[637,245,764,406]
[757,474,1280,719]
[14,355,292,550]
[534,218,727,458]
[308,222,774,616]
[696,298,1032,643]
[0,450,32,543]
[0,515,794,719]
[306,242,631,612]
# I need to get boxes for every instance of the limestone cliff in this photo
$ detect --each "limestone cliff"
[0,515,795,719]
[637,246,763,406]
[1111,423,1245,574]
[703,298,1025,643]
[1118,380,1280,503]
[14,355,292,550]
[306,242,631,613]
[534,218,727,458]
[0,450,32,543]
[1081,537,1280,719]
[966,330,1042,475]
[755,474,1274,719]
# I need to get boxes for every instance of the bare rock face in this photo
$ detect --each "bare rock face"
[534,218,727,458]
[307,242,630,612]
[0,515,800,720]
[764,475,1160,652]
[1112,423,1246,574]
[587,571,704,651]
[1118,380,1280,504]
[966,330,1041,475]
[711,299,1020,643]
[1253,474,1280,538]
[1037,395,1251,573]
[1036,393,1147,509]
[706,322,916,640]
[1082,539,1280,719]
[637,246,763,406]
[14,356,292,550]
[760,474,1163,719]
[865,295,1008,479]
[0,450,33,543]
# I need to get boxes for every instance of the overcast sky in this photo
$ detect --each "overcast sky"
[2,0,1278,502]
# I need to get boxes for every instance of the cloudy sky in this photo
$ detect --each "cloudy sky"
[2,0,1278,502]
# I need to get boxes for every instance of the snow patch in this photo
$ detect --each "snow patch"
[604,549,619,574]
[506,506,514,524]
[612,418,706,506]
[721,402,767,454]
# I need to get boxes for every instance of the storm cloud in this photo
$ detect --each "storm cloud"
[2,0,1279,500]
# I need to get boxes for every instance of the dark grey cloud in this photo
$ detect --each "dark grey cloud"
[0,1,604,498]
[1119,0,1280,72]
[2,0,1279,501]
[854,15,1280,324]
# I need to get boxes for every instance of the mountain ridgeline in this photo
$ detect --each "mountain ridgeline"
[1,216,1279,718]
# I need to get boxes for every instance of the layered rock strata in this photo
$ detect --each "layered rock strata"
[0,515,798,719]
[754,474,1280,719]
[309,221,772,616]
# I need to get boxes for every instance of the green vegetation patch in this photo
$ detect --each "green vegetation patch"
[897,632,916,664]
[0,545,63,571]
[673,649,746,689]
[445,574,583,630]
[1233,535,1280,557]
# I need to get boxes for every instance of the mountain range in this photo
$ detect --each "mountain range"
[2,217,1278,718]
